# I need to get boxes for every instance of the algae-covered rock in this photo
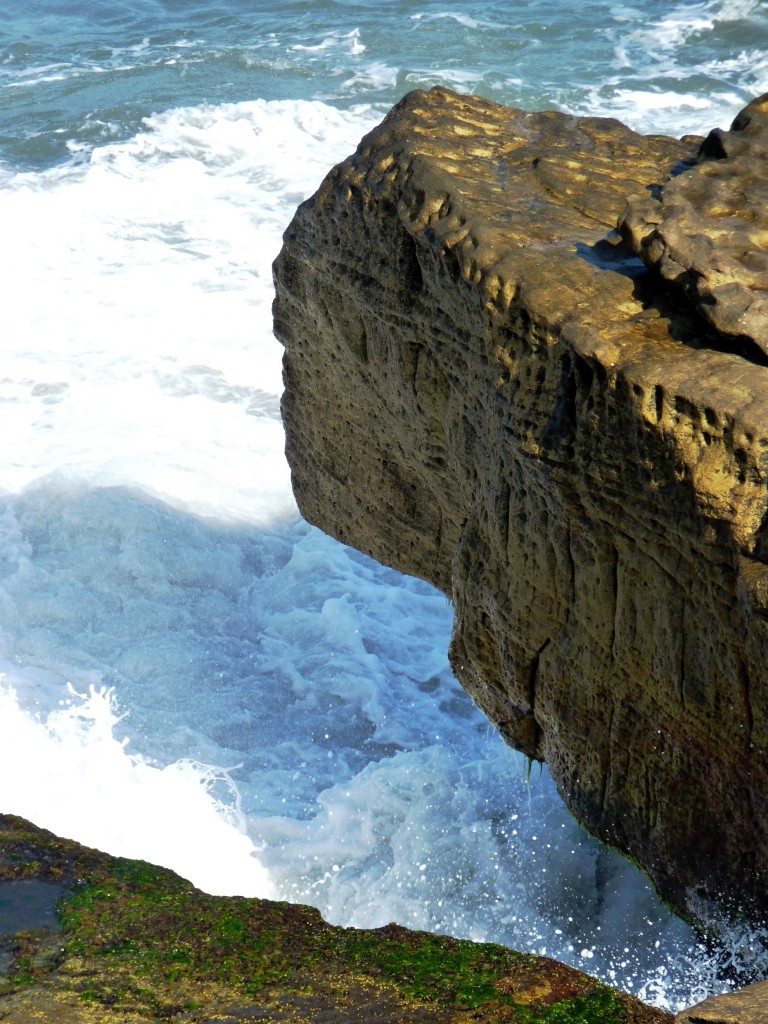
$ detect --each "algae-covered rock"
[0,814,669,1023]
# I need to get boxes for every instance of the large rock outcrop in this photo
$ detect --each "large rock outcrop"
[273,87,768,929]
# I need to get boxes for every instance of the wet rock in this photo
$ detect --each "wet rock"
[0,814,667,1024]
[620,94,768,361]
[676,979,768,1024]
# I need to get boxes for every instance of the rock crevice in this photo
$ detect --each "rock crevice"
[620,94,768,363]
[274,87,768,928]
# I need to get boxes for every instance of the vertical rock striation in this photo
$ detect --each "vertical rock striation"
[273,87,768,929]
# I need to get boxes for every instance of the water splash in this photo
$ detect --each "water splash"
[0,678,275,898]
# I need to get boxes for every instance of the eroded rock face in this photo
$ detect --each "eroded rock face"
[273,87,768,928]
[620,93,768,359]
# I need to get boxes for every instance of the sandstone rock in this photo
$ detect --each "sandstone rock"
[619,94,768,360]
[273,86,768,929]
[0,814,667,1024]
[676,979,768,1024]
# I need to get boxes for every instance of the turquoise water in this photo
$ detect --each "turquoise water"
[1,0,768,1011]
[3,0,768,169]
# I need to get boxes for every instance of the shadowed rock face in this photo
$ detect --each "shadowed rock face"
[620,94,768,361]
[273,86,768,929]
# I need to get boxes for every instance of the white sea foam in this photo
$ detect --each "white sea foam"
[628,14,716,52]
[0,62,73,82]
[341,62,399,92]
[579,85,720,136]
[600,0,766,134]
[615,0,762,54]
[410,12,493,30]
[0,680,275,897]
[699,49,768,106]
[405,68,484,91]
[713,0,764,22]
[290,28,365,56]
[576,79,746,136]
[0,98,381,521]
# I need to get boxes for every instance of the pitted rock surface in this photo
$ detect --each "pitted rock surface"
[620,93,768,358]
[274,86,768,928]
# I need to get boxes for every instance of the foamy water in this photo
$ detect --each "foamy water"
[0,682,275,897]
[2,0,768,1011]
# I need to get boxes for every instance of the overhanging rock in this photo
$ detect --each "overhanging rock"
[273,86,768,929]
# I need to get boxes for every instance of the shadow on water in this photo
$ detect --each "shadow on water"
[0,476,458,815]
[0,880,66,938]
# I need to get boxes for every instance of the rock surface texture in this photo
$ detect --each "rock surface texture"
[620,94,768,359]
[676,981,768,1024]
[274,87,768,929]
[0,814,667,1024]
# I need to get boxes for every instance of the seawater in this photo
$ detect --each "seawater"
[2,0,768,1011]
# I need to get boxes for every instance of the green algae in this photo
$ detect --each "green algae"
[0,814,672,1024]
[338,929,526,1008]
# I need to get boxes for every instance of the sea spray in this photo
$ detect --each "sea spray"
[0,475,714,1007]
[0,679,275,898]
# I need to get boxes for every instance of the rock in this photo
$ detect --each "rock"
[0,814,668,1024]
[619,94,768,360]
[676,980,768,1024]
[273,86,768,929]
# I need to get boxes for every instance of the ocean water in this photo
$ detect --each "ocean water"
[2,0,768,1011]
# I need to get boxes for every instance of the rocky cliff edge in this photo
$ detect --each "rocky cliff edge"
[273,87,768,931]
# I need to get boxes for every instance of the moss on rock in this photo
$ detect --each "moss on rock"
[0,815,671,1023]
